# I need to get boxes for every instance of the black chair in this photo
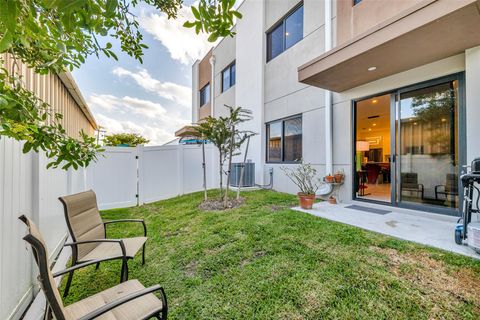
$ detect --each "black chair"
[401,172,424,199]
[435,173,458,207]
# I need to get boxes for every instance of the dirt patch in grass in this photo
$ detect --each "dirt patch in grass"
[269,205,288,212]
[371,246,480,316]
[198,197,245,211]
[185,260,198,278]
[240,250,266,267]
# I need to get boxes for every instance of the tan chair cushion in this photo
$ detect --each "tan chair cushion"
[60,190,105,260]
[64,280,163,320]
[79,237,147,262]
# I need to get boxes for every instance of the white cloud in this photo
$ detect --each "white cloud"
[88,94,189,145]
[112,67,191,108]
[139,5,214,65]
[88,94,166,118]
[95,113,187,145]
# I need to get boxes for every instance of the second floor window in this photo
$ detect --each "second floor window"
[267,4,304,62]
[222,62,236,92]
[200,83,210,106]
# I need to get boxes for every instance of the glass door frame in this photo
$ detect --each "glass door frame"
[352,72,466,215]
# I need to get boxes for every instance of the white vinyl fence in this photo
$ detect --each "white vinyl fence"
[0,137,88,320]
[87,144,219,210]
[1,142,219,320]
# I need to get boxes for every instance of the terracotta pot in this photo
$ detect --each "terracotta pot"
[328,197,337,204]
[298,193,316,210]
[334,174,343,183]
[325,175,335,183]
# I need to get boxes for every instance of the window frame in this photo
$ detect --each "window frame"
[221,61,236,93]
[199,83,210,106]
[266,2,304,62]
[266,114,303,164]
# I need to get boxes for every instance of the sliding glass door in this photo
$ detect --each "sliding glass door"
[354,74,464,213]
[397,77,461,210]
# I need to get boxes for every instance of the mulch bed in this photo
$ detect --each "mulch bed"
[198,197,245,211]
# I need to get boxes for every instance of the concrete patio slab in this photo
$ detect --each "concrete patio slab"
[293,201,480,260]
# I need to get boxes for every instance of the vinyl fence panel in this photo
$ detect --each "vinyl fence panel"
[86,147,138,210]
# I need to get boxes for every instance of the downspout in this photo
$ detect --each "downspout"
[324,0,333,175]
[209,55,216,117]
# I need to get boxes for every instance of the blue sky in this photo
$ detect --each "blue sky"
[72,1,213,145]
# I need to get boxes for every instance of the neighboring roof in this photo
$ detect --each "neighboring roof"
[58,71,98,130]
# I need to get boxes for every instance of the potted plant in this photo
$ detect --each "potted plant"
[334,169,344,183]
[328,196,337,204]
[325,173,335,183]
[281,163,321,210]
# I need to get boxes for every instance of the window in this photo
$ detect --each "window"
[222,62,236,92]
[200,83,210,106]
[353,0,362,5]
[266,116,302,163]
[267,4,304,62]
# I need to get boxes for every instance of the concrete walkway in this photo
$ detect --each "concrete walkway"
[293,201,480,259]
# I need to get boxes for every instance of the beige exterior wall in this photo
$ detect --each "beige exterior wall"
[337,0,424,45]
[197,49,213,120]
[2,54,96,139]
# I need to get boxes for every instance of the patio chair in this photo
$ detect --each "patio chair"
[401,172,424,199]
[59,190,147,297]
[19,215,167,320]
[435,173,459,206]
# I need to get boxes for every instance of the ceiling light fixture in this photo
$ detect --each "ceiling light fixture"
[372,99,378,104]
[372,123,377,126]
[368,66,377,71]
[368,128,372,131]
[441,118,447,122]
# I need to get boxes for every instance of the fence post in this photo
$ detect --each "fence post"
[178,144,184,196]
[137,145,144,206]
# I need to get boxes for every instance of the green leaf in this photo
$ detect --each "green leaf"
[191,6,201,20]
[183,21,196,28]
[105,0,118,16]
[0,30,13,52]
[207,33,218,42]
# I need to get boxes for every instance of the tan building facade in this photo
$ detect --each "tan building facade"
[2,54,97,138]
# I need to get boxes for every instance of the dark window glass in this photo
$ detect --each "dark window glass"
[221,62,236,92]
[284,117,302,161]
[231,63,236,86]
[267,116,302,163]
[222,68,231,92]
[267,4,304,62]
[267,121,282,162]
[285,5,303,49]
[353,0,362,5]
[200,83,210,106]
[267,24,283,61]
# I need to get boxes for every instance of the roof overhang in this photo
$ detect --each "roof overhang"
[175,125,199,137]
[58,71,98,130]
[298,0,480,92]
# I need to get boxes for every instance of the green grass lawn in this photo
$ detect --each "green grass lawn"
[61,190,480,319]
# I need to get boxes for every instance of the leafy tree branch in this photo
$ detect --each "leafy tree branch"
[0,0,239,169]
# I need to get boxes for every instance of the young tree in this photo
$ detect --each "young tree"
[195,106,254,208]
[103,133,149,146]
[0,0,240,169]
[223,106,255,207]
[194,116,230,197]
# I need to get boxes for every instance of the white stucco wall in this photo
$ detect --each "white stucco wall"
[235,0,265,184]
[465,46,480,164]
[213,30,236,118]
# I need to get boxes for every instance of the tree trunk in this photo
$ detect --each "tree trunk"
[224,125,235,208]
[202,139,207,201]
[236,136,250,200]
[219,151,223,198]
